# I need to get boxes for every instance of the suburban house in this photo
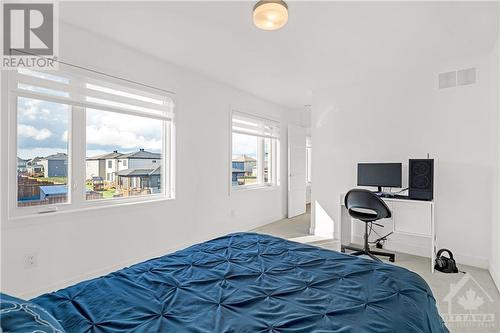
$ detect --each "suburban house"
[86,150,122,181]
[17,157,28,173]
[86,149,162,185]
[232,155,256,185]
[116,149,161,173]
[232,168,246,185]
[39,153,68,178]
[232,155,256,174]
[116,166,161,196]
[26,157,44,177]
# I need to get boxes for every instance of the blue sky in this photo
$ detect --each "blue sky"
[18,96,257,160]
[17,97,69,159]
[17,97,163,159]
[232,133,257,158]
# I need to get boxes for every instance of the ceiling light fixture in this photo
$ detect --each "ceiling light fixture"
[253,0,288,31]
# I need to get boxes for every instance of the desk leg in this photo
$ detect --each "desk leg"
[431,204,435,273]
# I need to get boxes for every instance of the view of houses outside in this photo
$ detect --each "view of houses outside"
[85,149,162,200]
[232,133,258,186]
[16,97,164,206]
[85,109,164,200]
[17,97,70,207]
[232,133,271,186]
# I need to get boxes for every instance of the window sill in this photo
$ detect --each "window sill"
[230,184,280,193]
[6,195,175,224]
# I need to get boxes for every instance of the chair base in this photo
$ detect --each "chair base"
[341,244,395,263]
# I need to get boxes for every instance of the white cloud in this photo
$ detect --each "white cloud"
[17,147,66,160]
[18,124,52,140]
[86,109,162,151]
[18,98,50,120]
[61,130,68,142]
[87,109,161,137]
[86,125,162,151]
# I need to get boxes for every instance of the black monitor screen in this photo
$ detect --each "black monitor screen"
[357,163,402,188]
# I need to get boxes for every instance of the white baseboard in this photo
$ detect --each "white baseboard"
[489,264,500,293]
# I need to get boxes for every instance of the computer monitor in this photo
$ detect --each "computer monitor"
[357,163,402,192]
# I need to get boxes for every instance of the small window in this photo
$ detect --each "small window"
[108,160,112,168]
[231,111,279,188]
[122,160,127,167]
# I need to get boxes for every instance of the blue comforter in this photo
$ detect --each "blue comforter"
[32,233,448,332]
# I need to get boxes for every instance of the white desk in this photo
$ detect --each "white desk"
[339,193,436,272]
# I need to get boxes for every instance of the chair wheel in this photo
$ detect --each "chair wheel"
[389,257,395,262]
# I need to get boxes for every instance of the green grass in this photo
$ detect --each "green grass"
[38,177,67,184]
[86,183,116,198]
[102,189,116,199]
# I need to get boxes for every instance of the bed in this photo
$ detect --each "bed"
[30,232,448,332]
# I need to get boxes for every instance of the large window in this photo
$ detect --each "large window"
[9,67,174,217]
[231,111,279,189]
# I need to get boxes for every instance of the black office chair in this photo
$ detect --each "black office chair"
[340,189,395,262]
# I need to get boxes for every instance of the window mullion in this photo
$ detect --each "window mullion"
[258,137,264,184]
[70,106,86,208]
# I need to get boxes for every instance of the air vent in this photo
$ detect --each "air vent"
[438,71,457,89]
[457,68,476,86]
[438,67,477,89]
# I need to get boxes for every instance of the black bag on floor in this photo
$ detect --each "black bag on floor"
[434,248,458,273]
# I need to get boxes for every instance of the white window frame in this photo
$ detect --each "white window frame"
[7,66,176,219]
[229,108,280,192]
[306,136,312,184]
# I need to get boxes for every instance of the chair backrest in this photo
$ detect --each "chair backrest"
[344,189,392,222]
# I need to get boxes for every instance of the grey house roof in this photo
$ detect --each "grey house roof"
[117,166,160,177]
[120,149,161,160]
[86,150,123,160]
[86,149,160,161]
[42,153,68,161]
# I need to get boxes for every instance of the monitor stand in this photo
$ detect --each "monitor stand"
[374,187,395,198]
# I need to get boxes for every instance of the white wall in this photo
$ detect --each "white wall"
[311,47,499,269]
[491,37,500,291]
[0,23,301,298]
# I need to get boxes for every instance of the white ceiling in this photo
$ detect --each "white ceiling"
[60,1,499,109]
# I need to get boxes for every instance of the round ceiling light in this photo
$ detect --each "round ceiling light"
[253,0,288,31]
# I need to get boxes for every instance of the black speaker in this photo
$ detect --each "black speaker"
[409,159,434,201]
